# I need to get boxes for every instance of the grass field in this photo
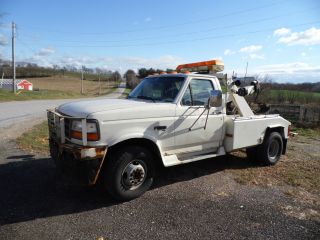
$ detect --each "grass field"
[0,88,84,101]
[268,89,320,104]
[0,74,119,101]
[28,74,118,95]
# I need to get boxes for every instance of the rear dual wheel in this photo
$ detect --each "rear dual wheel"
[247,131,283,165]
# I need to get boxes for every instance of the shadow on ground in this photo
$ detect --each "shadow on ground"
[0,152,257,225]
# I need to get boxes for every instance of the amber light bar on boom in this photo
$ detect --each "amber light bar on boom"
[176,59,224,73]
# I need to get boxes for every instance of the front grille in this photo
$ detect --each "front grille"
[47,111,57,138]
[48,109,87,145]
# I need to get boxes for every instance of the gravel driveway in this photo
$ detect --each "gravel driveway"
[0,142,319,239]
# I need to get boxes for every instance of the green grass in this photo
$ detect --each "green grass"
[121,88,132,98]
[221,85,227,93]
[292,127,320,138]
[16,121,49,154]
[0,88,82,102]
[269,90,320,104]
[0,86,118,102]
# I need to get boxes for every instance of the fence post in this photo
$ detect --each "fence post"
[299,106,304,123]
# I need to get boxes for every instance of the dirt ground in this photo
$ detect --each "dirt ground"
[229,134,320,222]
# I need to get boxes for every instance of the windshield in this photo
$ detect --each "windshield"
[128,76,185,102]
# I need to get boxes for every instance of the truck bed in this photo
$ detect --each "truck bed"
[224,114,289,152]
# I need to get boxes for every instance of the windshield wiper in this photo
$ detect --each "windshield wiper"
[136,96,156,102]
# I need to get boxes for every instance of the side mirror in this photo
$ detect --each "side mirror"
[208,90,222,108]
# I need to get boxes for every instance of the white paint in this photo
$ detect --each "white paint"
[52,74,290,167]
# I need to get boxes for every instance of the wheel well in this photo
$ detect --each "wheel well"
[106,138,164,167]
[265,127,287,154]
[265,127,284,138]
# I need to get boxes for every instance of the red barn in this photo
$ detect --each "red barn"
[17,80,33,91]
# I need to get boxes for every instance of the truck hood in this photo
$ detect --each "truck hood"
[57,98,174,119]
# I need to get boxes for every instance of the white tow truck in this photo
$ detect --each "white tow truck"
[47,60,291,201]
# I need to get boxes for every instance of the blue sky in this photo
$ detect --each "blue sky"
[0,0,320,82]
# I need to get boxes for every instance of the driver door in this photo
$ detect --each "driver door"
[172,78,224,155]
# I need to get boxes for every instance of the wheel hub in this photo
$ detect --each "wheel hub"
[122,161,146,189]
[268,140,279,159]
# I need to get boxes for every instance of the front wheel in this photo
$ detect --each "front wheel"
[258,131,283,165]
[104,145,155,201]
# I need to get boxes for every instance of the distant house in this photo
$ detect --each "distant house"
[17,80,33,90]
[0,79,33,91]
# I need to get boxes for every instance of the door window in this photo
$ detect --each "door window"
[181,79,214,106]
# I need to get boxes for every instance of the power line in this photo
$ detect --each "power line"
[18,20,319,48]
[17,5,320,46]
[17,0,288,35]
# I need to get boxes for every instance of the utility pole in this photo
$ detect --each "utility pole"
[81,66,84,94]
[244,62,248,79]
[12,22,16,94]
[98,73,101,95]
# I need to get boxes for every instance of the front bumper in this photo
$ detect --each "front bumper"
[47,109,107,185]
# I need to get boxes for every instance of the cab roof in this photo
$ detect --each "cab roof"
[145,73,218,79]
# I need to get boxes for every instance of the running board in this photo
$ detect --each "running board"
[162,147,226,167]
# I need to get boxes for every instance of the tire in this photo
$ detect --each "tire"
[104,145,155,201]
[258,131,283,166]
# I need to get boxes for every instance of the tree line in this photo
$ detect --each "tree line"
[0,59,121,82]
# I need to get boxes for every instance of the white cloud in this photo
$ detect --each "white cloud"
[145,17,152,22]
[273,28,291,36]
[239,45,263,53]
[0,34,8,46]
[276,27,320,46]
[258,62,320,75]
[224,49,235,56]
[256,62,320,83]
[59,56,98,68]
[38,47,55,56]
[301,52,306,57]
[100,55,185,71]
[249,53,264,60]
[20,54,185,73]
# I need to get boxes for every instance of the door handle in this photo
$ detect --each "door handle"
[212,110,222,115]
[154,126,167,131]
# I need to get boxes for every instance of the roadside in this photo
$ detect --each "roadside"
[120,87,132,98]
[228,129,320,221]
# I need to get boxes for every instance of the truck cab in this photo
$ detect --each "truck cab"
[47,60,290,201]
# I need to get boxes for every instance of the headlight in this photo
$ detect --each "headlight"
[71,120,100,141]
